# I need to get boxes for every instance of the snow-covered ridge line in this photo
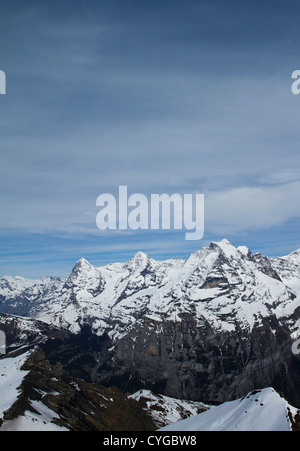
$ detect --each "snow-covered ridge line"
[159,387,300,431]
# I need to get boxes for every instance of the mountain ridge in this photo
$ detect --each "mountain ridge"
[0,239,300,340]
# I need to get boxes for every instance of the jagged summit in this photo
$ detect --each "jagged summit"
[126,251,150,272]
[210,238,251,259]
[75,257,92,267]
[67,258,98,282]
[212,238,232,246]
[71,257,95,273]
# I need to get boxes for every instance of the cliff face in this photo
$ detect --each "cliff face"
[97,312,300,406]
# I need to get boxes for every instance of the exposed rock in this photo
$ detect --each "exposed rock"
[97,313,300,406]
[1,348,156,431]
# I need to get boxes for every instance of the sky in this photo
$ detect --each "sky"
[1,0,300,278]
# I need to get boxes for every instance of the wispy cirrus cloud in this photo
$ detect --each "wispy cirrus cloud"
[206,181,300,234]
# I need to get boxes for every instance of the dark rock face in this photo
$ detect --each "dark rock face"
[0,313,114,383]
[97,313,300,407]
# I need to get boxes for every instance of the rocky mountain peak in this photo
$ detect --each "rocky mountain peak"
[72,258,94,273]
[210,238,251,260]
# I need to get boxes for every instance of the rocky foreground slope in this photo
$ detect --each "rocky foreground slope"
[0,348,156,431]
[0,239,300,406]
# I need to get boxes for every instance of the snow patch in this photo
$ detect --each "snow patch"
[0,352,32,420]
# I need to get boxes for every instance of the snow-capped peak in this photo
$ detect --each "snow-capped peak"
[72,258,94,271]
[213,238,232,246]
[67,258,101,282]
[126,251,149,272]
[211,238,249,259]
[63,257,103,294]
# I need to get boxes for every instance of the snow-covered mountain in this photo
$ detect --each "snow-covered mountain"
[0,276,63,317]
[1,239,300,406]
[160,387,300,431]
[1,239,299,340]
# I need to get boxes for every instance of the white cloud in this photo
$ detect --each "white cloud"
[205,181,300,234]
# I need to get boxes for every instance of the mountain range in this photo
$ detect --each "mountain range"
[1,239,300,430]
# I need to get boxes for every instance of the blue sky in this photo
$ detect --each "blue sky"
[1,0,300,277]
